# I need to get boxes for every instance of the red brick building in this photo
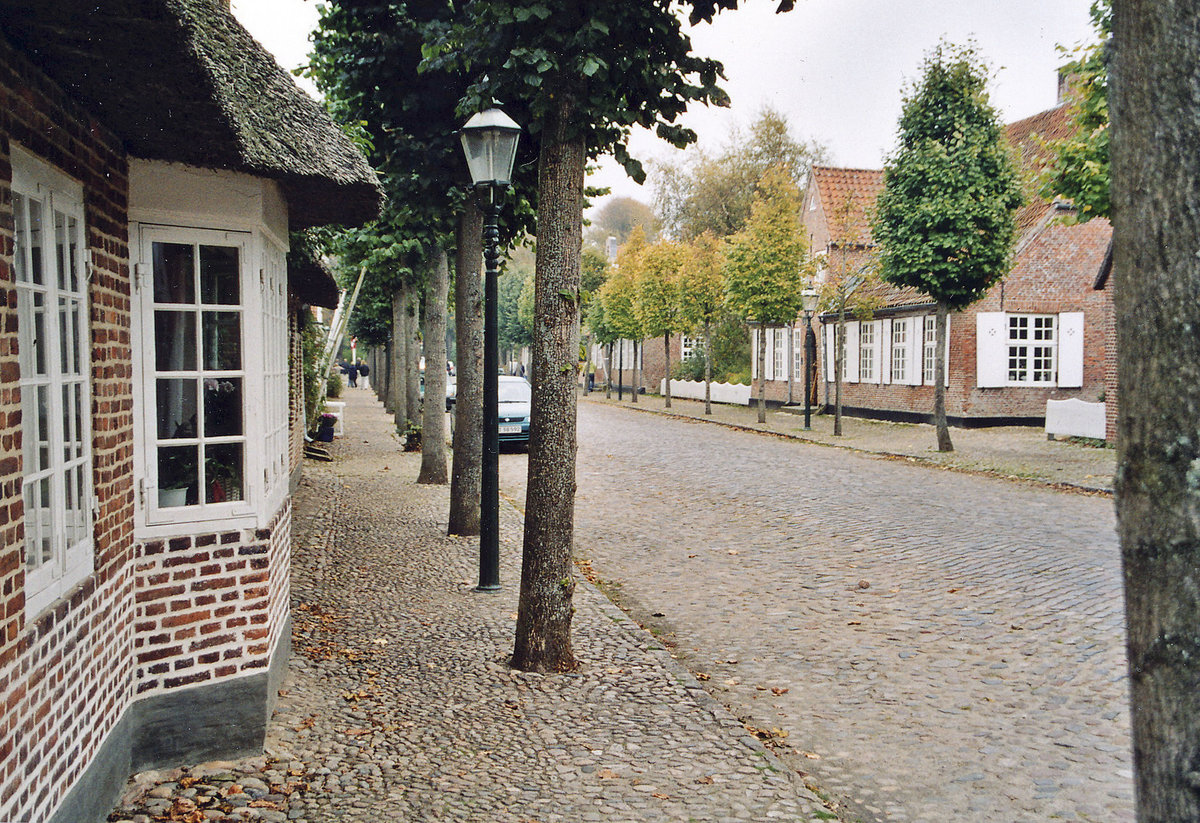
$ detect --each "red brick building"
[755,105,1114,433]
[0,4,379,822]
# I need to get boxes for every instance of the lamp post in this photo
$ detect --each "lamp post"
[460,107,521,592]
[801,286,819,431]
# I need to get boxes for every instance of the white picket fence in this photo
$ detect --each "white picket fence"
[660,379,751,406]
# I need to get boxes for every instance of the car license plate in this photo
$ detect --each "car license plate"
[499,425,520,434]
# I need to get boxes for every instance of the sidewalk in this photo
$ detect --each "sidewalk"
[582,391,1116,494]
[108,390,838,823]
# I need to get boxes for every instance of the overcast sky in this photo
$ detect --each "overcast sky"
[231,0,1097,212]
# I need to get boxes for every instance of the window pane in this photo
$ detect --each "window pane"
[28,197,45,285]
[158,445,198,507]
[61,383,75,461]
[205,443,243,504]
[154,311,197,371]
[157,378,198,439]
[200,246,240,305]
[65,213,80,293]
[13,193,28,283]
[204,377,243,436]
[202,312,241,370]
[153,242,195,304]
[37,477,54,566]
[36,384,51,472]
[70,464,89,545]
[55,210,69,291]
[31,292,48,376]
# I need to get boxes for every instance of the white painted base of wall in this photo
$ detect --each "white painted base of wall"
[660,379,752,406]
[1045,398,1106,439]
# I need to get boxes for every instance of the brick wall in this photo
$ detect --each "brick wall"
[794,216,1113,424]
[131,503,290,697]
[0,31,135,823]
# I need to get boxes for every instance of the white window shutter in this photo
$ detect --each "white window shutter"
[824,323,835,381]
[751,328,759,379]
[1058,312,1085,388]
[976,312,1008,388]
[904,318,922,386]
[943,314,952,387]
[765,328,775,381]
[881,319,892,385]
[870,320,883,384]
[845,321,860,383]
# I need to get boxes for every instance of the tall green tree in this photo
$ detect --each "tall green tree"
[427,0,794,672]
[1040,0,1110,222]
[635,239,688,407]
[1111,2,1200,818]
[585,197,659,250]
[678,232,726,414]
[724,165,806,423]
[872,43,1023,452]
[605,228,649,403]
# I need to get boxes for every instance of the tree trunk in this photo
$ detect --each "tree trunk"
[834,308,844,436]
[933,302,953,452]
[756,323,767,424]
[703,319,713,415]
[604,343,613,399]
[405,284,421,427]
[449,205,483,535]
[1112,6,1200,818]
[631,339,640,403]
[513,95,582,673]
[786,321,795,405]
[663,332,672,408]
[418,252,449,484]
[391,289,406,431]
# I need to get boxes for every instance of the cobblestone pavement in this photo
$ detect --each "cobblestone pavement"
[583,393,1116,494]
[501,401,1133,822]
[109,390,836,823]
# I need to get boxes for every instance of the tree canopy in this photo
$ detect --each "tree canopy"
[653,107,826,240]
[723,165,806,326]
[1039,0,1110,221]
[872,44,1023,311]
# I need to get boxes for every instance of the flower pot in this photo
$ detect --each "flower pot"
[159,487,188,508]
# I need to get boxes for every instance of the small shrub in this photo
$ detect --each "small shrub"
[671,353,707,382]
[326,372,343,398]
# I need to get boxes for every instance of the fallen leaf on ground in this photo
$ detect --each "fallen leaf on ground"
[652,792,670,799]
[597,769,619,779]
[771,687,789,696]
[695,775,714,784]
[248,800,281,809]
[695,672,710,681]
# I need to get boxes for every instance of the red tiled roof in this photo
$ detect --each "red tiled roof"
[811,166,884,245]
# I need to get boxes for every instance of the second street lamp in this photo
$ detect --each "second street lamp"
[460,107,521,592]
[801,286,819,431]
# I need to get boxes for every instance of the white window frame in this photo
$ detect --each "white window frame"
[891,318,910,384]
[859,320,875,382]
[12,147,94,618]
[680,335,700,362]
[772,328,784,381]
[134,225,266,531]
[793,326,804,379]
[1007,314,1057,386]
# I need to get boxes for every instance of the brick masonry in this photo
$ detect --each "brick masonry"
[0,29,297,823]
[0,30,136,823]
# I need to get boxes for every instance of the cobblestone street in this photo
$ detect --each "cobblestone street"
[499,400,1133,822]
[111,390,834,823]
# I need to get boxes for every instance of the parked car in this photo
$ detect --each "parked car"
[498,376,531,449]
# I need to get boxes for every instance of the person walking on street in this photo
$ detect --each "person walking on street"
[358,359,370,391]
[346,360,359,388]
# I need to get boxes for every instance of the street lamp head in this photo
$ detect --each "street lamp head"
[460,108,521,188]
[801,287,820,316]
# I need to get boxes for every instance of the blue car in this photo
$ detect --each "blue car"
[497,375,531,449]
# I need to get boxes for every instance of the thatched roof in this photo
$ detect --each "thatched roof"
[0,0,382,229]
[287,247,340,310]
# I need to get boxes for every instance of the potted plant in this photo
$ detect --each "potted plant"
[317,412,337,442]
[158,448,195,508]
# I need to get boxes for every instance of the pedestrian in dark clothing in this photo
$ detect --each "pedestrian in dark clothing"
[358,360,370,391]
[346,361,359,388]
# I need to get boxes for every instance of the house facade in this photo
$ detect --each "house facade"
[754,105,1114,432]
[0,4,380,823]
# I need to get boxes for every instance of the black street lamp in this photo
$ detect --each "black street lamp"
[460,107,521,592]
[801,286,820,431]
